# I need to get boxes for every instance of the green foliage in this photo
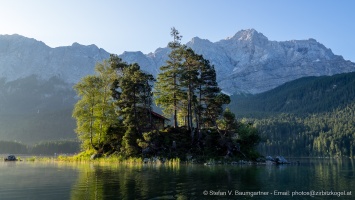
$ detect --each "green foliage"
[228,72,355,158]
[73,59,118,152]
[217,108,238,132]
[251,102,355,157]
[154,28,185,127]
[230,72,355,117]
[154,28,229,130]
[115,63,155,132]
[214,108,260,159]
[200,65,230,128]
[73,55,157,157]
[120,127,140,157]
[135,123,260,161]
[137,127,192,159]
[236,123,260,159]
[71,30,259,161]
[113,62,155,157]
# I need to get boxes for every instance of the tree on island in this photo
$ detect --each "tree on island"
[154,28,230,132]
[114,63,155,156]
[72,28,260,161]
[73,60,117,152]
[154,27,184,128]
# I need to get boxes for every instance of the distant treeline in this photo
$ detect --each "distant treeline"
[252,102,355,157]
[0,140,80,155]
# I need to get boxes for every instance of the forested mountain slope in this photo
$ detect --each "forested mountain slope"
[230,72,355,117]
[253,103,355,157]
[0,76,76,144]
[229,72,355,157]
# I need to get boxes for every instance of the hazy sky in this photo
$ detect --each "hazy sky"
[1,0,354,61]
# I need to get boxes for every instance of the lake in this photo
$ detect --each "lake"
[0,158,354,199]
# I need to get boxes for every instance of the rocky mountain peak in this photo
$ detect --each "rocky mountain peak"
[1,30,355,95]
[224,29,269,45]
[119,29,355,94]
[188,37,212,45]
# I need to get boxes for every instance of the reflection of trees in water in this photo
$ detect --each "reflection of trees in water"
[313,158,355,190]
[69,161,355,199]
[70,164,181,199]
[70,164,265,199]
[262,158,355,193]
[70,164,105,200]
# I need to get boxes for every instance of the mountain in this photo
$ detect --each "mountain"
[0,34,110,83]
[0,30,355,143]
[1,30,354,94]
[0,75,77,144]
[0,34,111,143]
[121,29,355,94]
[229,72,355,117]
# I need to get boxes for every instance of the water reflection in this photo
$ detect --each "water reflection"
[70,164,275,199]
[70,164,186,200]
[70,159,355,200]
[0,161,78,200]
[1,159,353,199]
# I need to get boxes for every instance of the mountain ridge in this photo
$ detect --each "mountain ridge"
[120,29,355,94]
[0,34,110,83]
[2,29,354,94]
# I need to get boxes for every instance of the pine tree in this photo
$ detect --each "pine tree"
[154,27,184,128]
[155,28,230,131]
[115,63,155,156]
[198,58,230,129]
[180,48,200,130]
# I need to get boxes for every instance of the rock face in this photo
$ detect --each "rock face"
[1,29,355,95]
[0,34,110,84]
[121,29,355,94]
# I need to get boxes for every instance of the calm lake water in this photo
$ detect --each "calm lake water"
[0,158,354,199]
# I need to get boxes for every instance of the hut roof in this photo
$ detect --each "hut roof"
[151,111,170,121]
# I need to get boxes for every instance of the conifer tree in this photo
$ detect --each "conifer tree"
[155,28,230,131]
[197,58,230,129]
[155,27,184,128]
[116,63,155,156]
[180,48,201,130]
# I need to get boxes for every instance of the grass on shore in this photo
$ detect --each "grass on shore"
[54,150,181,166]
[14,150,180,166]
[25,156,56,162]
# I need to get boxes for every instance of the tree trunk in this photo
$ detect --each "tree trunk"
[173,74,178,128]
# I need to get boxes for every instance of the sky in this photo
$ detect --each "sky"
[1,0,354,62]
